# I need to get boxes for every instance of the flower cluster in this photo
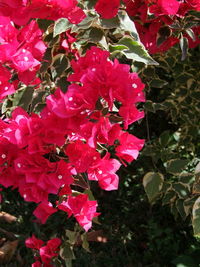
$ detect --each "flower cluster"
[95,0,200,53]
[0,16,46,100]
[0,0,85,26]
[25,235,61,266]
[0,46,145,231]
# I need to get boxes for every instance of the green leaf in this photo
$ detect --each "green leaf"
[109,44,128,53]
[88,27,104,43]
[185,28,196,41]
[176,199,187,219]
[59,243,75,266]
[193,182,200,195]
[189,10,200,19]
[159,131,171,147]
[53,18,71,37]
[192,197,200,237]
[100,16,120,29]
[195,162,200,174]
[37,19,53,31]
[144,100,156,113]
[172,255,199,267]
[65,230,77,245]
[179,173,195,185]
[52,54,69,76]
[143,172,164,203]
[52,258,63,267]
[166,159,190,174]
[172,182,190,199]
[16,87,34,111]
[119,36,158,65]
[84,189,95,201]
[162,189,176,206]
[72,13,97,32]
[149,79,168,88]
[81,233,90,252]
[180,36,188,61]
[118,11,140,41]
[183,197,196,217]
[11,87,35,112]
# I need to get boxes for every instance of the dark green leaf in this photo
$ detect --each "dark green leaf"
[166,159,190,174]
[81,233,90,252]
[172,255,198,267]
[53,18,71,37]
[192,197,200,237]
[100,17,120,29]
[143,172,164,203]
[172,182,190,199]
[159,131,171,147]
[162,189,176,206]
[72,13,97,32]
[37,19,53,31]
[176,199,187,220]
[149,79,168,88]
[144,100,156,113]
[88,27,104,43]
[60,243,75,266]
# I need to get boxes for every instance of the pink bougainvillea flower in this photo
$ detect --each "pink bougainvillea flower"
[25,235,44,250]
[135,21,179,54]
[88,152,121,191]
[115,132,145,164]
[124,0,148,21]
[65,141,100,173]
[58,194,99,231]
[0,66,15,100]
[46,86,87,119]
[0,0,86,25]
[39,238,61,264]
[79,116,113,148]
[18,178,49,203]
[119,105,144,130]
[46,160,74,195]
[95,0,120,19]
[150,0,181,16]
[33,202,57,224]
[32,261,42,267]
[17,20,47,61]
[0,15,19,61]
[12,48,40,72]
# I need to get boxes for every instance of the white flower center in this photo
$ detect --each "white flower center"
[132,83,137,88]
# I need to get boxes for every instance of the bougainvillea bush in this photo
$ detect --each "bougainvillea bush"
[0,0,199,266]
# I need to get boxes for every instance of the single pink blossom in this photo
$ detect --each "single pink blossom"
[33,202,57,224]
